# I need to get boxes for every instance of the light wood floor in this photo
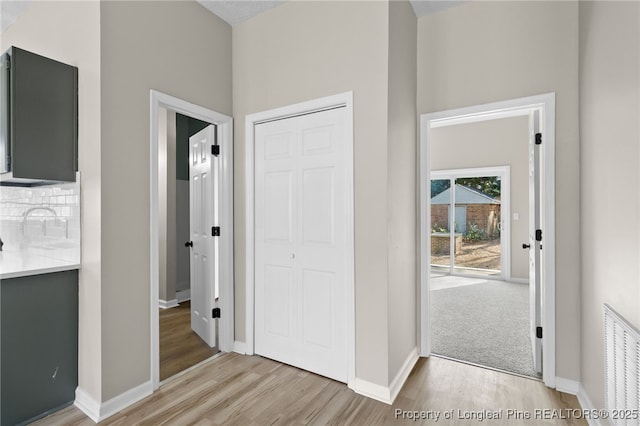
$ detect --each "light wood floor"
[160,301,219,381]
[32,353,585,425]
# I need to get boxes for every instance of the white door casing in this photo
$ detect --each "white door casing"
[419,93,556,387]
[254,107,348,382]
[188,125,218,348]
[150,90,233,390]
[528,110,543,374]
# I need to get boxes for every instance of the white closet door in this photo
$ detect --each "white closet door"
[254,107,348,382]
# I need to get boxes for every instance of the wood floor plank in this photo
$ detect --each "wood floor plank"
[159,301,219,381]
[31,354,587,425]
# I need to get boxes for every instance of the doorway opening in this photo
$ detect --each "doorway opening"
[419,93,556,386]
[150,91,233,390]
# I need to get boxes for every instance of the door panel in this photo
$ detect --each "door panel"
[264,171,294,242]
[189,125,217,348]
[264,265,293,337]
[255,107,348,382]
[302,167,335,245]
[302,269,334,348]
[529,111,543,374]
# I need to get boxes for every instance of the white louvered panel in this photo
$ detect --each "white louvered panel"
[604,304,640,426]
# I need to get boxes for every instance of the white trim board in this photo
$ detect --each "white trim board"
[75,381,153,423]
[555,377,580,395]
[349,348,419,405]
[244,92,356,386]
[158,299,179,309]
[419,93,557,388]
[149,90,234,392]
[233,341,247,355]
[577,384,608,426]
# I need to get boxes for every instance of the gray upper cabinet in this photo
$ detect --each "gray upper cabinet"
[1,47,78,183]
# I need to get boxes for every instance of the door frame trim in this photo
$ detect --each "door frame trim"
[149,90,234,390]
[419,93,556,387]
[244,92,355,385]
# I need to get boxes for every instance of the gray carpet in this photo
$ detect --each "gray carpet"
[431,279,540,378]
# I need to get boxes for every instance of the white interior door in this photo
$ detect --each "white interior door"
[528,111,543,374]
[188,125,218,348]
[254,107,348,382]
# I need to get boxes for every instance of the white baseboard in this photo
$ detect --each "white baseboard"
[158,299,179,309]
[176,289,190,302]
[577,384,609,426]
[390,347,419,403]
[350,347,419,405]
[74,387,101,423]
[350,377,393,404]
[233,340,247,355]
[75,381,153,423]
[508,277,529,284]
[555,376,580,395]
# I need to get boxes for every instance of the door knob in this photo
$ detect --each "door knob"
[522,243,531,249]
[185,241,193,247]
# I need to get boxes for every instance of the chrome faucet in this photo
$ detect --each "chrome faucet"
[22,207,58,238]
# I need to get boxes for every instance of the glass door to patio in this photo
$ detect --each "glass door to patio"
[430,168,508,279]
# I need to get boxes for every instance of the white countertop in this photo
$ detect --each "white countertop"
[0,248,80,279]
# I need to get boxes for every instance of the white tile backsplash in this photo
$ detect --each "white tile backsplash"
[0,175,80,263]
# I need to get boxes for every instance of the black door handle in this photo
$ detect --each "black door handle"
[185,241,193,247]
[522,243,531,249]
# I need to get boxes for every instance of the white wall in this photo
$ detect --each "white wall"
[579,1,640,409]
[1,0,103,401]
[430,116,530,280]
[417,0,581,382]
[100,0,231,400]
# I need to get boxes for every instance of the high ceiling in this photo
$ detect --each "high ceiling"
[0,1,32,33]
[1,0,466,34]
[197,0,466,26]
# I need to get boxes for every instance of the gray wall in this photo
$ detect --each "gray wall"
[417,0,581,382]
[387,0,418,380]
[579,1,640,409]
[100,0,232,401]
[431,116,530,280]
[176,179,190,293]
[233,0,418,387]
[159,109,178,303]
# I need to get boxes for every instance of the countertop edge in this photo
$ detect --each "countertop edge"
[1,263,81,280]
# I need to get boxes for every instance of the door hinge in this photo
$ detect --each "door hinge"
[535,133,542,145]
[536,229,542,242]
[536,326,543,339]
[212,226,220,237]
[211,145,220,156]
[212,308,221,319]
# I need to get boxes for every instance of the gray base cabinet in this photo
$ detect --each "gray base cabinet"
[1,270,78,426]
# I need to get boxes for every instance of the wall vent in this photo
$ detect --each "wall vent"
[604,304,640,425]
